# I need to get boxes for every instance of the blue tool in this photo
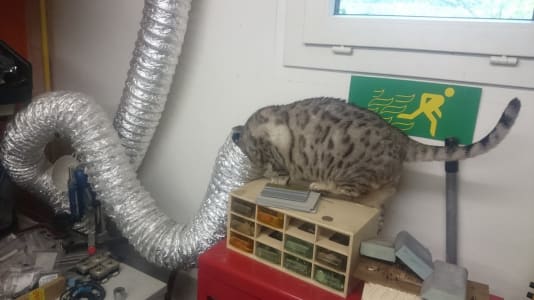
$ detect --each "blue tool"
[68,166,98,254]
[68,167,98,220]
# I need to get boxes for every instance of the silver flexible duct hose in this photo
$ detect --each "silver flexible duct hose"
[1,91,262,268]
[1,0,260,268]
[114,0,192,169]
[6,0,192,214]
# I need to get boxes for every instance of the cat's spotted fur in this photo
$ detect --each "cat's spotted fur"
[238,97,521,200]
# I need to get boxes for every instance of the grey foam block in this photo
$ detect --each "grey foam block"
[360,239,396,262]
[421,260,468,300]
[394,231,433,280]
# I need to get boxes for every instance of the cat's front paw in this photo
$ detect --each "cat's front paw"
[270,175,290,186]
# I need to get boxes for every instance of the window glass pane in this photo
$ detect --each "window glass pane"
[335,0,534,20]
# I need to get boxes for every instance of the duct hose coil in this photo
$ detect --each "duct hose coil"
[1,92,262,268]
[4,0,195,214]
[0,0,264,269]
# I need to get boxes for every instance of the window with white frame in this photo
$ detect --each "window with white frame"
[335,0,534,20]
[283,0,534,89]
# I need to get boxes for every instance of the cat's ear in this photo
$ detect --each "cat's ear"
[232,125,244,144]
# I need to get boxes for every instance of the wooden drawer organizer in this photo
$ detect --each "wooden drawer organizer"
[226,179,380,297]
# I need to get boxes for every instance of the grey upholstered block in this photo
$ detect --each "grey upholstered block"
[421,260,468,300]
[360,239,396,262]
[394,231,433,280]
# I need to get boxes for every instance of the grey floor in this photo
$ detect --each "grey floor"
[106,235,198,299]
[168,269,198,300]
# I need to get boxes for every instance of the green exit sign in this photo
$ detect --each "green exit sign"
[348,76,482,145]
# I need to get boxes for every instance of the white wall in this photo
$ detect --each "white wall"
[48,0,534,298]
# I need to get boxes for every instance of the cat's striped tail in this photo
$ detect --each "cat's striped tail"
[404,98,521,162]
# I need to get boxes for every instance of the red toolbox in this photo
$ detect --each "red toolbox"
[198,240,363,300]
[197,240,504,300]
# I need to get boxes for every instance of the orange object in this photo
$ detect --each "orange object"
[0,0,28,58]
[257,207,284,228]
[229,234,253,253]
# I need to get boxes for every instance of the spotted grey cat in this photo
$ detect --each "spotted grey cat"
[238,97,521,200]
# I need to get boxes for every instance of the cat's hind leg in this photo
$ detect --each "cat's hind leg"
[331,182,371,198]
[309,181,365,199]
[309,181,337,194]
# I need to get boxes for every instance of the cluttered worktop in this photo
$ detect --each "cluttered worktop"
[0,218,167,299]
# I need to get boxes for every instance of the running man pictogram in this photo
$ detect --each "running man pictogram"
[397,87,455,136]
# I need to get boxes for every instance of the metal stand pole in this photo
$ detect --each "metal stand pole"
[445,137,459,264]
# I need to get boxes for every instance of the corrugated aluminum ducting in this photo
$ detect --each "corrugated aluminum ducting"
[114,0,192,169]
[1,92,262,268]
[3,0,192,213]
